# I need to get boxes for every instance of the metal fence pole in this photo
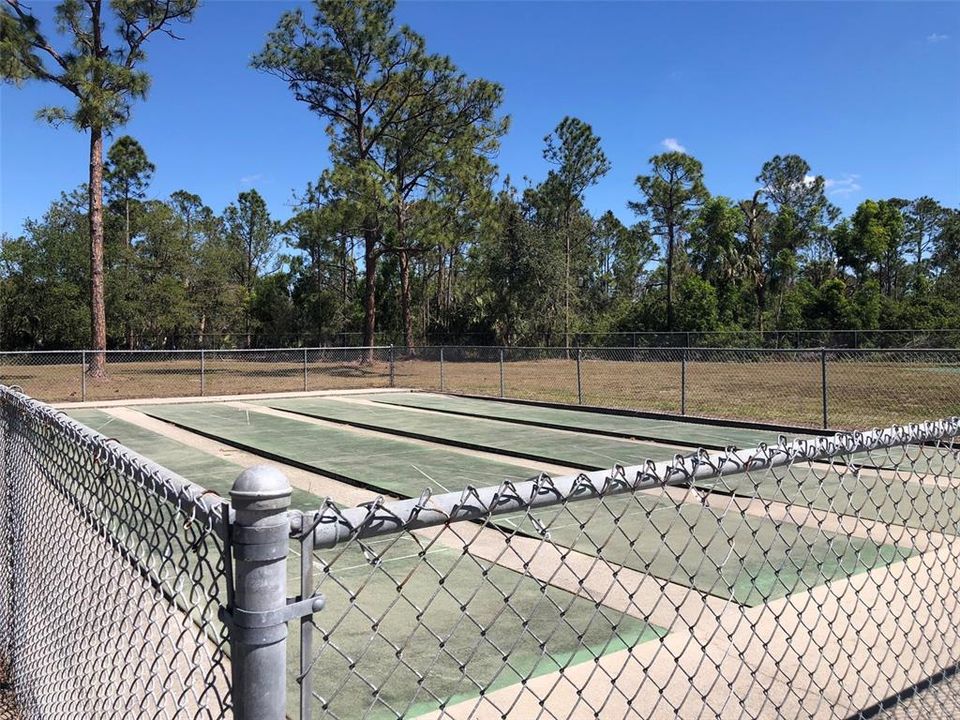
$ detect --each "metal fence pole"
[439,347,445,392]
[681,348,687,416]
[200,350,206,397]
[499,348,505,398]
[389,345,395,388]
[80,351,87,402]
[576,348,583,405]
[303,347,308,392]
[821,347,829,429]
[227,466,293,720]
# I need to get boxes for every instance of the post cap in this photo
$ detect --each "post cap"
[230,465,292,511]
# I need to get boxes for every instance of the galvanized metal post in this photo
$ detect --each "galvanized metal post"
[499,348,505,398]
[389,345,395,388]
[80,350,86,402]
[576,348,583,405]
[228,466,293,720]
[303,347,308,392]
[821,347,829,429]
[681,347,687,416]
[200,350,206,397]
[299,513,316,720]
[439,346,445,392]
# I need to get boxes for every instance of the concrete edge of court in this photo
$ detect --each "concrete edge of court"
[52,386,415,410]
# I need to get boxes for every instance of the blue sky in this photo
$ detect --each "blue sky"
[2,1,958,236]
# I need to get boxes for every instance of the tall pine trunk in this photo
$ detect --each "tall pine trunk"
[666,225,675,332]
[361,228,378,363]
[88,126,108,377]
[399,250,414,351]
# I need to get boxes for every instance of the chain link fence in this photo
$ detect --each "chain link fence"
[3,345,958,429]
[287,417,960,719]
[0,385,231,718]
[570,329,960,349]
[2,384,959,717]
[0,347,395,404]
[393,346,960,430]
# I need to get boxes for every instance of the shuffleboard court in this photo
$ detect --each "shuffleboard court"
[67,408,322,511]
[694,458,960,533]
[370,392,950,479]
[498,493,912,606]
[260,396,684,469]
[63,413,665,720]
[365,392,795,448]
[137,402,541,496]
[294,537,664,719]
[138,401,913,608]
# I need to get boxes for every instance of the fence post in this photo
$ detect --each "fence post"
[227,466,293,720]
[389,345,395,388]
[80,350,86,402]
[499,348,505,398]
[821,347,829,429]
[200,350,206,397]
[681,348,687,416]
[303,347,308,392]
[576,348,583,405]
[439,346,445,392]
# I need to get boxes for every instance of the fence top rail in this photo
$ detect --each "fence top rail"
[0,345,394,356]
[299,417,960,549]
[2,345,958,357]
[0,384,228,530]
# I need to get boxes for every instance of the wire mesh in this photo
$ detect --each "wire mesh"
[2,347,959,431]
[293,419,960,719]
[0,385,231,718]
[825,350,960,429]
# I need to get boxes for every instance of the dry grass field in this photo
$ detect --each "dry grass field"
[1,351,957,429]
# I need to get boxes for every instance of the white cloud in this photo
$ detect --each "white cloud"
[823,174,862,196]
[240,174,263,185]
[661,137,687,154]
[927,33,950,43]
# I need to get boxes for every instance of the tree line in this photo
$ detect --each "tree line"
[3,0,958,357]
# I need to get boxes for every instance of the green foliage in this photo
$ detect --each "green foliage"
[629,151,709,330]
[3,0,959,351]
[2,0,197,131]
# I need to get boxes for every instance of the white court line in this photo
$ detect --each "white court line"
[328,547,450,574]
[410,464,451,493]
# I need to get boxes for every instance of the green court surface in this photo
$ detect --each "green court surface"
[138,402,540,497]
[67,409,664,719]
[139,402,912,608]
[498,492,911,606]
[66,408,320,512]
[370,393,950,475]
[366,392,793,449]
[694,461,960,533]
[261,396,683,470]
[293,534,664,719]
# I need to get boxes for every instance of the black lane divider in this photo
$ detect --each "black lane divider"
[370,398,736,450]
[266,404,611,472]
[377,397,930,476]
[141,411,406,501]
[845,662,960,720]
[139,410,556,547]
[449,392,836,436]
